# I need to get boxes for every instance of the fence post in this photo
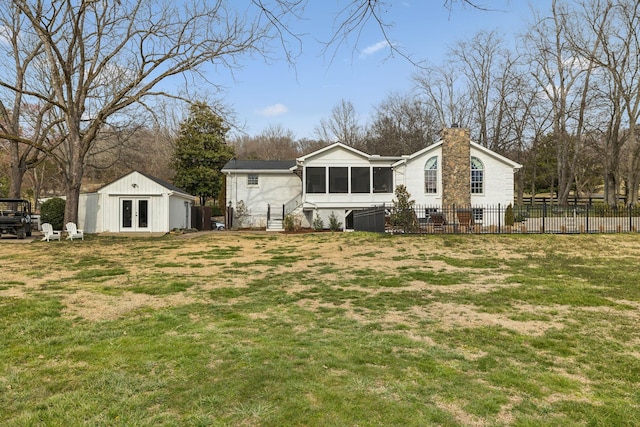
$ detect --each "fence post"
[630,204,633,232]
[226,206,233,229]
[586,198,590,233]
[282,204,285,220]
[453,204,457,234]
[497,203,501,234]
[542,199,546,233]
[267,204,271,222]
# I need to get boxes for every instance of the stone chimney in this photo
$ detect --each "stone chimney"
[441,126,471,208]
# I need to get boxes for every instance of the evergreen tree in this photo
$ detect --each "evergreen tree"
[390,185,417,232]
[173,102,235,205]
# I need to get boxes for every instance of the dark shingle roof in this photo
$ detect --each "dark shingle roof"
[222,159,296,171]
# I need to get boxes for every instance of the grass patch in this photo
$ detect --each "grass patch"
[1,233,639,426]
[73,268,128,281]
[130,280,194,295]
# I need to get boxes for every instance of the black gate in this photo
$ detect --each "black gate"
[353,207,386,233]
[191,206,212,230]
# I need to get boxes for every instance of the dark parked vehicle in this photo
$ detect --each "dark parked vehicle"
[0,198,32,239]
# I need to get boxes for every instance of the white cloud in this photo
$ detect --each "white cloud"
[360,40,390,58]
[258,103,288,117]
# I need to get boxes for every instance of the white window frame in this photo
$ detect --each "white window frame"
[247,174,259,186]
[424,156,438,194]
[471,157,484,194]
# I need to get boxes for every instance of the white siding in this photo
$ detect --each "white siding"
[398,145,517,208]
[98,171,165,195]
[226,172,301,228]
[302,146,396,209]
[398,147,443,207]
[471,150,517,207]
[78,193,101,233]
[169,195,192,230]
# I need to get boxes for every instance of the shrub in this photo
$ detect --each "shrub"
[284,214,296,232]
[312,213,324,231]
[234,200,249,228]
[328,211,342,232]
[505,203,515,226]
[40,197,66,230]
[210,205,224,216]
[0,175,8,198]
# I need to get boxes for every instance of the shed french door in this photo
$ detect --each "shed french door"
[121,198,149,231]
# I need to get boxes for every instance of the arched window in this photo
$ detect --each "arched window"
[424,156,438,193]
[471,157,484,194]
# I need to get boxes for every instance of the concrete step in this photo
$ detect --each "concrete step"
[267,219,284,232]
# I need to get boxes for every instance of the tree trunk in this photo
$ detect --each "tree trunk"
[604,171,618,206]
[8,142,26,198]
[63,154,85,225]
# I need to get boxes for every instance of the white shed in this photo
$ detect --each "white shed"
[78,171,195,234]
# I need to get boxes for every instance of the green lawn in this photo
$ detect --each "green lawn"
[1,232,639,426]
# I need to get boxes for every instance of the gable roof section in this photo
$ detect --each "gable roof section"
[470,142,522,169]
[391,139,522,170]
[97,170,193,197]
[297,142,372,162]
[392,141,441,167]
[221,159,297,173]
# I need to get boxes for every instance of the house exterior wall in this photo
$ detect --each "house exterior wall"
[225,172,301,228]
[397,145,517,208]
[471,149,517,207]
[301,146,396,210]
[395,150,440,206]
[169,194,192,230]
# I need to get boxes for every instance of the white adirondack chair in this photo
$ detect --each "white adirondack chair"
[41,223,61,241]
[65,222,84,240]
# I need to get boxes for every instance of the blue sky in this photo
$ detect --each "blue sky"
[212,1,550,140]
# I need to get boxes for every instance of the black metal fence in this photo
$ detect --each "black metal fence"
[356,203,640,234]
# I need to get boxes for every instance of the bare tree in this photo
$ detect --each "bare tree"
[0,3,56,198]
[297,137,329,155]
[1,0,275,224]
[365,92,438,155]
[569,0,640,205]
[449,30,521,153]
[271,0,511,62]
[502,63,552,202]
[522,0,600,205]
[230,124,301,160]
[314,99,364,147]
[414,63,473,129]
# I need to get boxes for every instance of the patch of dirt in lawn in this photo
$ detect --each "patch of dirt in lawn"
[61,290,197,322]
[433,398,485,427]
[0,286,29,299]
[415,302,565,336]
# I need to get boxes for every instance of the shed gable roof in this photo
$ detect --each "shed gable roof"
[97,170,193,197]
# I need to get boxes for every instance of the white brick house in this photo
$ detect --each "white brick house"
[222,128,521,230]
